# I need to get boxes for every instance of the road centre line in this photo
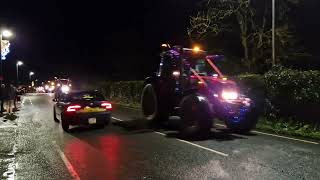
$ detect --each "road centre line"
[112,116,228,157]
[112,117,124,121]
[52,141,81,180]
[113,112,319,145]
[215,123,319,145]
[154,131,229,157]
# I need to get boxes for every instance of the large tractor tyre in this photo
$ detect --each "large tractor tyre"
[141,83,168,127]
[225,106,259,134]
[179,94,212,136]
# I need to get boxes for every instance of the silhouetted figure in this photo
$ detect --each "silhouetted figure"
[13,85,18,111]
[0,84,6,114]
[7,84,16,114]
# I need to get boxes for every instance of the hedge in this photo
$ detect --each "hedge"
[264,66,320,128]
[101,81,144,107]
[101,67,320,130]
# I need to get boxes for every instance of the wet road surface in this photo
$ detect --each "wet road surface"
[0,93,320,179]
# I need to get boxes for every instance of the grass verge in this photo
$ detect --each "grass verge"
[256,117,320,140]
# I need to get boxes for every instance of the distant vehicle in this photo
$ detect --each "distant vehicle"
[53,90,112,132]
[141,44,260,135]
[56,79,72,91]
[54,78,72,99]
[43,80,56,93]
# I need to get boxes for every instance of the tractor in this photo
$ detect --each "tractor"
[141,44,260,135]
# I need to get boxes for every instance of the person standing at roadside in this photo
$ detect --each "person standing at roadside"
[0,84,6,115]
[7,84,16,114]
[13,85,18,111]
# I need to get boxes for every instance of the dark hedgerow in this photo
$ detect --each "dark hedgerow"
[101,67,320,137]
[101,81,144,107]
[264,66,320,128]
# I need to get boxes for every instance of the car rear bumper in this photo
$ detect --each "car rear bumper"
[63,112,111,126]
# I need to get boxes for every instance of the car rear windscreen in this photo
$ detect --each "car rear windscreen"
[68,92,104,101]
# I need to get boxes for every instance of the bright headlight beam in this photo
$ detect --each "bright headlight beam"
[61,86,70,93]
[221,91,238,100]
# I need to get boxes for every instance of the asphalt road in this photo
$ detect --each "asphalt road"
[0,93,320,180]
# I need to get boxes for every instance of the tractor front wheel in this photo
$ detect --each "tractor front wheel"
[179,94,212,136]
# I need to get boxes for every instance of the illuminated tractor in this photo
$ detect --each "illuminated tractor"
[141,44,260,135]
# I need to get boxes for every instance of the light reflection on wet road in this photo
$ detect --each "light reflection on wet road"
[0,93,319,180]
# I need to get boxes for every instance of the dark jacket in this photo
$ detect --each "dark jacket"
[7,86,16,100]
[0,86,7,100]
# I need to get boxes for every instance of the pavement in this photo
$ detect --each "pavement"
[0,93,319,180]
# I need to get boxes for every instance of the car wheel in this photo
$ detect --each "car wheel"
[141,83,168,127]
[98,124,106,129]
[105,118,110,125]
[179,94,212,137]
[53,107,59,123]
[61,116,70,132]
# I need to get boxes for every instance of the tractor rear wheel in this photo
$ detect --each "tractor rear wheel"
[141,83,168,127]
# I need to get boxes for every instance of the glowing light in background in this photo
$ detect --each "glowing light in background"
[2,30,13,37]
[193,45,200,53]
[1,40,10,60]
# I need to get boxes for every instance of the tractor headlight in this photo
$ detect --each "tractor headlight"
[61,85,70,93]
[221,90,239,100]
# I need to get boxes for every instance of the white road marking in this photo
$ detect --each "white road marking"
[177,139,229,157]
[154,131,166,136]
[215,123,319,145]
[215,124,226,128]
[28,97,33,105]
[112,117,124,121]
[52,141,81,180]
[0,125,17,129]
[112,116,228,157]
[154,131,229,157]
[251,130,319,145]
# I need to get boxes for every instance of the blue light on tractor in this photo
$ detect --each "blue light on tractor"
[230,106,249,123]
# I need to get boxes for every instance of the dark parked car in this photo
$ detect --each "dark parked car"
[53,90,112,132]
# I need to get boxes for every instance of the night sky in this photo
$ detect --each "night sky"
[0,0,319,83]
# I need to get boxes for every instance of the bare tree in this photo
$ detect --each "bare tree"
[189,0,302,72]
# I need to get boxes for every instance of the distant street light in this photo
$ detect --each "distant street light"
[2,30,12,38]
[16,61,23,84]
[29,71,34,80]
[0,29,13,84]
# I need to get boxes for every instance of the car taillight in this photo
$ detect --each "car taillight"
[101,102,112,110]
[67,105,82,112]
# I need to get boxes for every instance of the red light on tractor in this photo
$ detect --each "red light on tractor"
[101,102,112,110]
[67,105,82,112]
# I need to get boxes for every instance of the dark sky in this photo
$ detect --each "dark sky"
[0,0,197,82]
[0,0,319,83]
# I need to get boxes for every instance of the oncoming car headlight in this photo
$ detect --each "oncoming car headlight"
[61,85,70,93]
[221,90,239,100]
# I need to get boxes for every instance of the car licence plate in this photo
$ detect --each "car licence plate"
[78,107,106,113]
[88,118,96,124]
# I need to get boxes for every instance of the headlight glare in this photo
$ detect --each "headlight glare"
[221,91,238,100]
[61,86,70,93]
